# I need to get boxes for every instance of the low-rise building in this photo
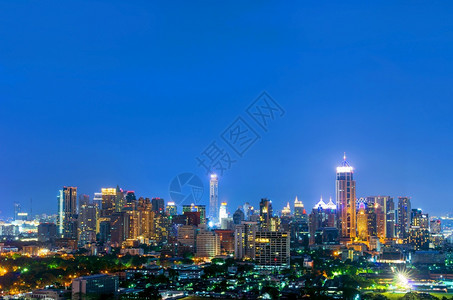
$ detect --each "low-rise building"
[72,274,118,298]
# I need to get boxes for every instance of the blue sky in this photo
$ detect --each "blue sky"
[1,1,453,217]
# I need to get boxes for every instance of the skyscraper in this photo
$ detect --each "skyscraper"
[209,174,219,223]
[166,201,177,216]
[219,202,228,222]
[365,196,393,242]
[57,186,78,239]
[259,198,273,230]
[397,197,411,239]
[78,203,97,246]
[336,154,356,241]
[101,188,116,217]
[356,203,368,241]
[254,231,290,268]
[293,196,306,222]
[151,197,165,214]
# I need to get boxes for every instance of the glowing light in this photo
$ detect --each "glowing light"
[336,166,353,173]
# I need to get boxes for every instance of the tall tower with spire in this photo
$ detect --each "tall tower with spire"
[336,154,356,241]
[209,174,219,223]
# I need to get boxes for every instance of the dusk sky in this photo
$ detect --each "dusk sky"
[1,1,453,218]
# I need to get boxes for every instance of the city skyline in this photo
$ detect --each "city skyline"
[2,154,439,220]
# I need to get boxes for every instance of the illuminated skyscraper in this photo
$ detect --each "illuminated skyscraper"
[308,197,337,245]
[259,198,273,230]
[183,203,207,224]
[57,186,78,238]
[293,196,306,222]
[209,174,219,222]
[336,154,356,241]
[281,202,291,217]
[357,203,368,241]
[101,188,117,217]
[151,197,165,214]
[93,192,102,209]
[166,202,177,216]
[219,202,228,222]
[115,185,124,212]
[365,196,392,242]
[292,196,309,247]
[397,197,411,239]
[78,203,97,246]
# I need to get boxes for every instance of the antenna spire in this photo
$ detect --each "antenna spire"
[343,152,346,161]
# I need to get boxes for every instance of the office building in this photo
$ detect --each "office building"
[209,174,219,222]
[336,155,356,241]
[255,231,290,268]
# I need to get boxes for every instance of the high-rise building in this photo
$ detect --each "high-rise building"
[115,186,124,213]
[38,223,57,244]
[234,221,258,259]
[209,174,219,222]
[281,202,291,217]
[152,198,165,214]
[293,197,306,222]
[308,197,337,245]
[259,198,273,230]
[356,203,368,241]
[110,212,129,246]
[166,202,177,216]
[196,230,220,258]
[219,202,228,223]
[93,193,102,209]
[233,208,245,225]
[409,209,430,250]
[125,191,136,205]
[57,186,78,239]
[78,194,90,212]
[183,203,206,224]
[78,203,97,246]
[336,155,356,241]
[386,197,396,240]
[291,196,308,247]
[101,188,117,217]
[255,231,290,268]
[177,225,197,250]
[365,196,392,242]
[397,197,411,239]
[243,202,253,221]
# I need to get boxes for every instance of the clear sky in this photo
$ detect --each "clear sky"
[1,1,453,218]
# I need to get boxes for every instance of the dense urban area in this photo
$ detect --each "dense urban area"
[1,158,453,300]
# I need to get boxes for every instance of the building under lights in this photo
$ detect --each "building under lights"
[336,155,356,242]
[397,196,411,239]
[57,186,78,239]
[209,174,219,223]
[259,198,273,230]
[255,231,290,268]
[166,202,177,216]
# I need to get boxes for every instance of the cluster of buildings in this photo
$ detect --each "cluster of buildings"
[306,155,441,252]
[3,156,445,267]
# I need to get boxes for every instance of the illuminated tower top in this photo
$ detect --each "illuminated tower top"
[282,202,291,217]
[336,153,353,174]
